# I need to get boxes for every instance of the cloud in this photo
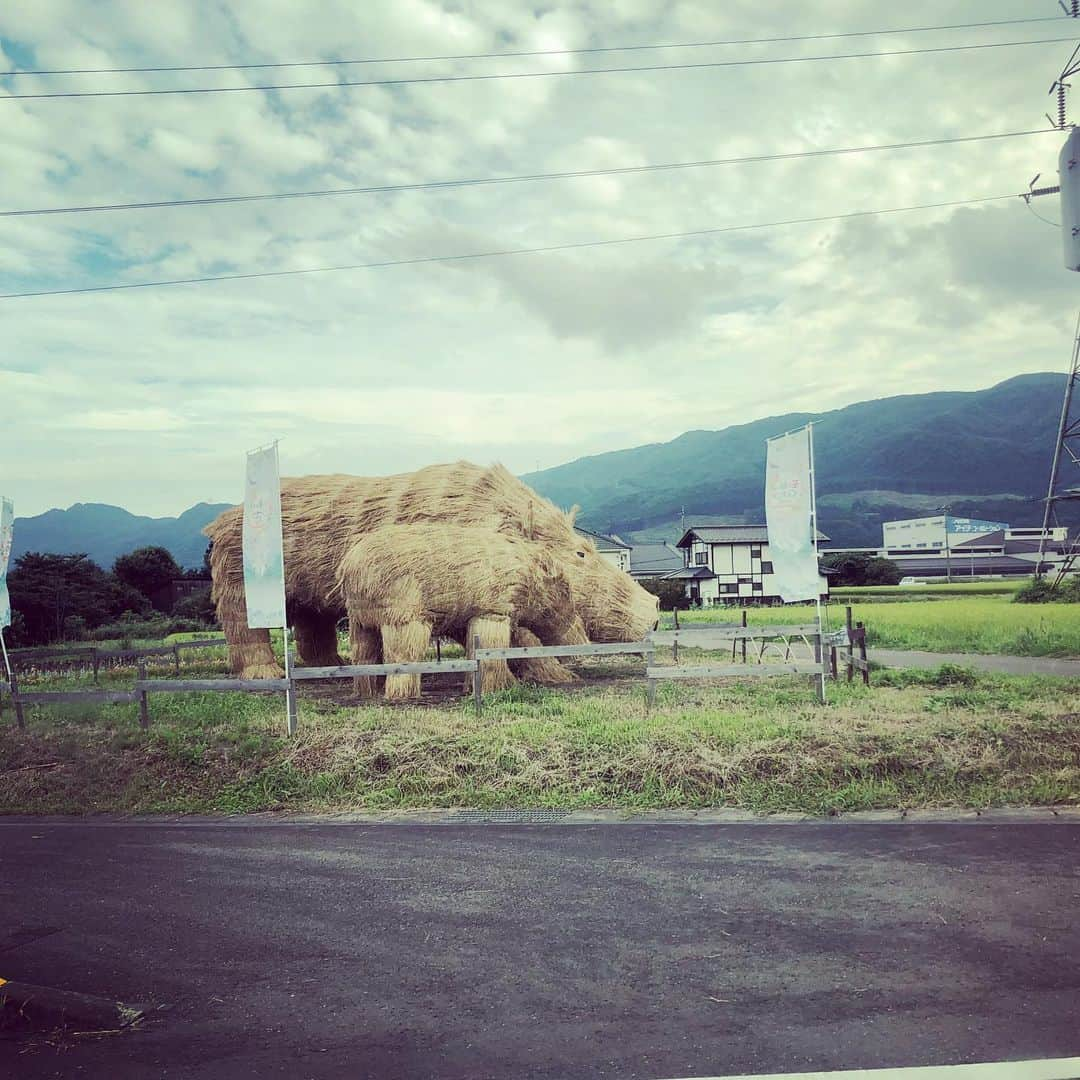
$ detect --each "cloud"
[1,0,1074,516]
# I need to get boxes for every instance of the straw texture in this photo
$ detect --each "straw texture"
[205,461,658,691]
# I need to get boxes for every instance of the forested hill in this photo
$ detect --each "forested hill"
[523,373,1075,547]
[11,502,231,570]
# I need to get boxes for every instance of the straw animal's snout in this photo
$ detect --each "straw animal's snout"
[567,550,661,643]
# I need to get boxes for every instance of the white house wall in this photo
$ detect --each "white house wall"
[598,549,631,573]
[682,538,828,602]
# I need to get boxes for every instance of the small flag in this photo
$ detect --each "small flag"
[0,497,13,630]
[242,446,286,629]
[765,428,820,603]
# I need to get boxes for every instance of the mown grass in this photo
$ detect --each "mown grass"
[2,667,1077,815]
[674,596,1080,657]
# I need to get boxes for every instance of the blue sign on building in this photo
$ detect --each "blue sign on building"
[946,516,1008,535]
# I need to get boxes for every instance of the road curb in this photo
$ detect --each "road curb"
[0,977,144,1035]
[1,807,1078,826]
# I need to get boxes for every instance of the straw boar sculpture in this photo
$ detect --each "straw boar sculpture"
[204,462,659,699]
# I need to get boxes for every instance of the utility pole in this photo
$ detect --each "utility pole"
[937,503,954,583]
[1028,5,1080,587]
[1037,315,1080,579]
[937,506,953,584]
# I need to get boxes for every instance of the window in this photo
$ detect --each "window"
[720,583,738,594]
[751,582,763,592]
[695,551,708,565]
[737,576,751,584]
[760,561,773,574]
[750,546,762,559]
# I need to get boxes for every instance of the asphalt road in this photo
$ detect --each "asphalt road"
[1,817,1078,1079]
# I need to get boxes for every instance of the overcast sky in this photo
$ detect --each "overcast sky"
[2,1,1078,517]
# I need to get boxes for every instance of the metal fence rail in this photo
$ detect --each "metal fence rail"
[9,638,226,680]
[1,612,870,732]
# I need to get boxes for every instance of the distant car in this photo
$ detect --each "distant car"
[898,577,920,586]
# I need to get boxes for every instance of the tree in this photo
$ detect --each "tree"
[181,543,213,580]
[113,546,181,609]
[7,552,150,645]
[820,553,902,587]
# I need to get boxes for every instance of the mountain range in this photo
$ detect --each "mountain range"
[10,503,232,571]
[522,372,1077,547]
[9,373,1076,565]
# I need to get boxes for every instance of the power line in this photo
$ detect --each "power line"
[1,128,1053,218]
[0,192,1024,301]
[0,16,1066,76]
[4,37,1075,101]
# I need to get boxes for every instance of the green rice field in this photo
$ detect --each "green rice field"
[674,595,1080,658]
[831,581,1022,599]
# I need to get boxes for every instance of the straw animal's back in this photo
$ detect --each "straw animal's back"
[204,461,598,679]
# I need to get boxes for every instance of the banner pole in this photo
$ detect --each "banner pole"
[0,626,12,684]
[0,496,13,690]
[273,442,297,737]
[807,423,826,705]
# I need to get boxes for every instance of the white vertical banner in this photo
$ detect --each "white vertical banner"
[0,496,13,631]
[243,444,286,629]
[765,428,820,603]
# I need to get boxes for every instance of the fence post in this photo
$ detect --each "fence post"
[173,644,181,675]
[92,648,100,684]
[741,609,748,664]
[845,606,854,682]
[137,661,150,730]
[646,678,657,711]
[472,634,483,713]
[9,669,25,730]
[856,621,869,686]
[830,646,838,680]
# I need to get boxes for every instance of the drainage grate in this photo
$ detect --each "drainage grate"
[456,808,571,824]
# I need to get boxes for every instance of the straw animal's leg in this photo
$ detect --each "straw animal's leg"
[466,614,516,693]
[292,609,343,668]
[349,621,383,698]
[510,626,578,684]
[209,531,283,679]
[381,620,432,700]
[550,615,590,646]
[223,622,282,680]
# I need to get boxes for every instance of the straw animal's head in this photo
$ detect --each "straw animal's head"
[563,542,660,642]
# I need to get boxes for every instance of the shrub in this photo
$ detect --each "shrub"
[639,577,689,611]
[171,587,217,626]
[1014,576,1080,604]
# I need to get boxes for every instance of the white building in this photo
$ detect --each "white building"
[669,525,831,605]
[826,515,1072,578]
[882,515,1008,552]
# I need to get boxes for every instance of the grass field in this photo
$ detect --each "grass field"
[673,596,1080,657]
[831,581,1023,598]
[2,663,1078,816]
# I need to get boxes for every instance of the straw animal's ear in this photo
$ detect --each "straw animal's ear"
[568,505,580,526]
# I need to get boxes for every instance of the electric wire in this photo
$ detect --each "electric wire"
[3,37,1076,100]
[0,192,1024,301]
[0,15,1067,76]
[1024,198,1061,227]
[0,128,1053,218]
